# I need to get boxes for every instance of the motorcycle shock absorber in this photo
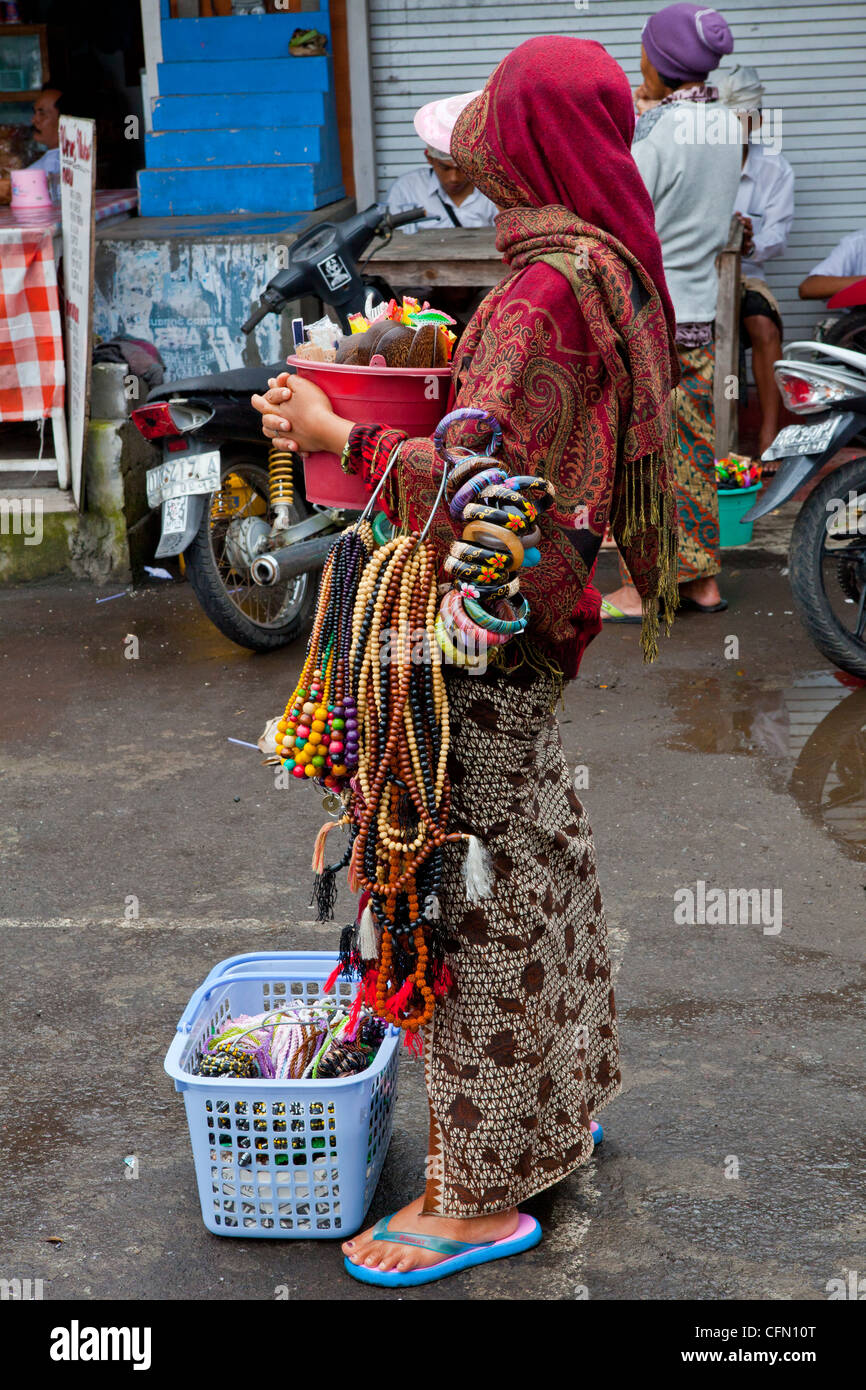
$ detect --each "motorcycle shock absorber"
[211,479,235,519]
[269,445,294,529]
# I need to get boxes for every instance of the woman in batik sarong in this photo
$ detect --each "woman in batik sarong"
[602,2,741,622]
[252,36,679,1287]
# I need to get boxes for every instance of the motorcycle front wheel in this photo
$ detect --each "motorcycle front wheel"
[184,454,316,652]
[823,307,866,357]
[788,453,866,680]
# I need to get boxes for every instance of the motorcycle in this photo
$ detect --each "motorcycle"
[743,339,866,678]
[130,202,426,651]
[819,275,866,356]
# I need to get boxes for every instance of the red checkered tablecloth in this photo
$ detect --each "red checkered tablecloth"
[0,227,65,422]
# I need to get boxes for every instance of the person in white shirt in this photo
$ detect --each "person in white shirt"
[387,88,497,234]
[386,146,497,234]
[720,65,795,457]
[0,86,62,204]
[799,228,866,302]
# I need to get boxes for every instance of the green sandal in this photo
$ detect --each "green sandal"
[601,598,642,624]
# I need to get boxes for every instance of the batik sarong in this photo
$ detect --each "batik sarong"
[422,665,621,1217]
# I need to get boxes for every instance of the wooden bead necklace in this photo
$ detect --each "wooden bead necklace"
[270,410,550,1035]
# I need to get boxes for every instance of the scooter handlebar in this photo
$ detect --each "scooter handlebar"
[387,206,428,229]
[241,300,273,334]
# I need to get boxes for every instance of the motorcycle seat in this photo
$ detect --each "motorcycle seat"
[147,362,291,402]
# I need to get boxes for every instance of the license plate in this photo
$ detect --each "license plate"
[146,449,221,508]
[763,416,843,461]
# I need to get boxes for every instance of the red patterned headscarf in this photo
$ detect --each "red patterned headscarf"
[451,35,677,341]
[449,37,681,657]
[363,38,681,671]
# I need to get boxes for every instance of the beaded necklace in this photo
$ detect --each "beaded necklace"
[270,410,551,1034]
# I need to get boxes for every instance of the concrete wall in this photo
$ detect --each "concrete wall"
[93,236,294,380]
[0,366,156,587]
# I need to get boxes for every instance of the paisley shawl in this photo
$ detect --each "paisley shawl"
[355,37,681,670]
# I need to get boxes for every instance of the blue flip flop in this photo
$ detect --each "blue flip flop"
[343,1210,542,1288]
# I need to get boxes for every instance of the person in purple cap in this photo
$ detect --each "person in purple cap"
[603,4,742,621]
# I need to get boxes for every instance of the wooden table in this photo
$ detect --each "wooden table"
[366,227,505,290]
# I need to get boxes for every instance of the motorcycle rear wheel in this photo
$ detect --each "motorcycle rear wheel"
[184,454,315,652]
[788,453,866,680]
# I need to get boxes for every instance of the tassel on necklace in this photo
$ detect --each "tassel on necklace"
[358,902,380,962]
[462,833,494,902]
[312,864,339,921]
[311,815,348,875]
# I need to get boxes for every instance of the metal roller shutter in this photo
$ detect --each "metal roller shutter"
[368,0,866,340]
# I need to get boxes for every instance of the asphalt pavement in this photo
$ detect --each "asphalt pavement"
[1,552,864,1302]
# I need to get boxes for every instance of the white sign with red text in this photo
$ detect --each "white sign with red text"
[59,116,96,507]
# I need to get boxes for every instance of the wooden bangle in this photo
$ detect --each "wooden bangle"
[501,476,556,509]
[461,520,525,569]
[461,502,534,534]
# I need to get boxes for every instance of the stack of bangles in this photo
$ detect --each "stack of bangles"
[431,408,556,669]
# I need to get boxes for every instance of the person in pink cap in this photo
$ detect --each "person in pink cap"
[385,90,497,234]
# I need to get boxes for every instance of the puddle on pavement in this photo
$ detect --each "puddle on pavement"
[666,669,866,863]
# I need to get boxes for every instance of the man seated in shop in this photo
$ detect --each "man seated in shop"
[799,226,866,301]
[386,91,497,233]
[0,86,74,203]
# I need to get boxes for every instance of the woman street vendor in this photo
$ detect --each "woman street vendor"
[252,37,680,1289]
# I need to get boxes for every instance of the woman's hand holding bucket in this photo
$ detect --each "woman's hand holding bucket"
[251,373,352,456]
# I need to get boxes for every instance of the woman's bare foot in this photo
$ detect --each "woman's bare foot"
[342,1194,520,1274]
[601,582,643,617]
[679,576,722,607]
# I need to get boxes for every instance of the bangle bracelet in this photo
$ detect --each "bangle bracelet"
[339,437,355,474]
[461,502,534,534]
[478,485,537,514]
[452,571,520,600]
[434,612,486,667]
[501,475,556,509]
[449,468,507,519]
[517,525,542,549]
[446,453,499,495]
[461,520,525,570]
[440,590,510,645]
[463,592,530,634]
[434,407,503,466]
[445,550,511,586]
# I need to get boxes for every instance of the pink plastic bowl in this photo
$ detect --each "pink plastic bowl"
[287,355,452,508]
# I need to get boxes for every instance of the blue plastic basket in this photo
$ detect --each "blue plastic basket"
[164,951,401,1239]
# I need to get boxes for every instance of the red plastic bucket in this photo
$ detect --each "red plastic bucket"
[287,355,452,507]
